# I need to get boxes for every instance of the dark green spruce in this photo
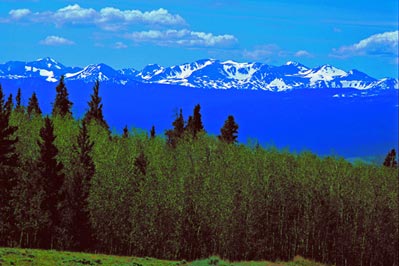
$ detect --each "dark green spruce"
[218,115,239,144]
[69,121,95,251]
[186,104,205,138]
[0,85,19,246]
[383,148,398,168]
[84,80,109,131]
[36,117,65,249]
[27,92,42,117]
[165,108,185,147]
[52,75,72,117]
[15,88,22,112]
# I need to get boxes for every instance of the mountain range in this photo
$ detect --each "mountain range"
[0,57,397,161]
[0,57,397,92]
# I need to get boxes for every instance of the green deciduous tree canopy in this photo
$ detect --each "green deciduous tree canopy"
[0,81,397,266]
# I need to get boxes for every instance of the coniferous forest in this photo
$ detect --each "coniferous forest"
[0,78,398,266]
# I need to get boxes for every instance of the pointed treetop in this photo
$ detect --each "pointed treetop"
[150,125,156,139]
[74,120,95,172]
[122,125,129,138]
[52,75,73,117]
[0,84,18,166]
[383,149,398,168]
[186,104,204,138]
[5,94,13,115]
[84,80,109,131]
[27,92,42,117]
[218,115,239,144]
[165,108,185,147]
[15,88,23,112]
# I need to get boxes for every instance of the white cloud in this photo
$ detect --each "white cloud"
[52,4,97,25]
[243,45,285,61]
[9,9,31,19]
[294,50,313,58]
[39,36,75,46]
[332,31,398,58]
[114,41,127,49]
[6,4,185,29]
[124,29,237,47]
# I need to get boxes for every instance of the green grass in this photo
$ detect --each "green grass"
[0,248,326,266]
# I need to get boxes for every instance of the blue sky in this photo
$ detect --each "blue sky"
[0,0,398,78]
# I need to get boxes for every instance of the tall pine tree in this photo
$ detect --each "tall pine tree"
[0,85,19,246]
[52,75,72,117]
[5,94,13,114]
[186,104,204,138]
[122,125,129,138]
[165,109,185,147]
[27,92,42,117]
[150,125,156,139]
[218,115,239,144]
[36,116,65,249]
[84,80,109,131]
[15,88,22,112]
[70,121,95,251]
[383,149,398,168]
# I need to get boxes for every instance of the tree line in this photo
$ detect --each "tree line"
[0,77,398,266]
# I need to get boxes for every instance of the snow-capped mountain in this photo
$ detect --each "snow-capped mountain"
[0,58,397,92]
[0,57,80,82]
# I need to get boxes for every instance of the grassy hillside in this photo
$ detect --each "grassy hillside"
[0,248,325,266]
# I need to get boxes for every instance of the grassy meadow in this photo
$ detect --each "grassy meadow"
[0,248,326,266]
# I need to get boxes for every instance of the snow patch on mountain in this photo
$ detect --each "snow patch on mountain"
[304,65,347,86]
[267,78,292,91]
[0,58,397,92]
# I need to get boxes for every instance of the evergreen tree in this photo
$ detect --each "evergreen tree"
[27,92,42,117]
[5,94,13,114]
[165,109,185,147]
[84,80,109,130]
[150,125,156,139]
[192,104,204,136]
[134,151,148,176]
[0,85,19,246]
[186,104,204,138]
[52,75,72,117]
[70,121,95,251]
[383,149,398,168]
[122,125,129,138]
[218,115,239,144]
[36,116,65,249]
[186,115,193,133]
[15,88,22,112]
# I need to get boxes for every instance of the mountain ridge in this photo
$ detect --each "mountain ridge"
[0,57,397,92]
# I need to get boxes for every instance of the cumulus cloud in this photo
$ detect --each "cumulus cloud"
[124,29,237,47]
[294,50,313,58]
[332,31,398,58]
[39,35,75,46]
[9,8,31,19]
[7,4,185,29]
